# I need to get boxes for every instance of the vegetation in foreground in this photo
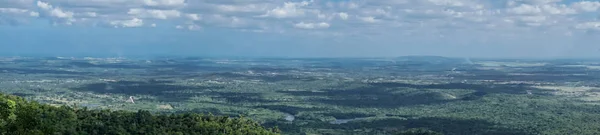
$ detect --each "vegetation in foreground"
[0,93,280,135]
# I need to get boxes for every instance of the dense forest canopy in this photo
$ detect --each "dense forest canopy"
[0,93,280,135]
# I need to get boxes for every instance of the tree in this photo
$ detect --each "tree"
[0,96,17,131]
[0,93,280,135]
[396,128,444,135]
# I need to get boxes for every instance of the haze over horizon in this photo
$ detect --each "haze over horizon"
[1,0,600,58]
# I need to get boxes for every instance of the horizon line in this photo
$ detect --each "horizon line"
[1,54,600,60]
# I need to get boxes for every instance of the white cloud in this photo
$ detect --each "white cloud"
[508,4,543,15]
[294,22,330,29]
[540,4,576,15]
[572,1,600,12]
[261,1,313,18]
[338,12,349,20]
[110,18,144,28]
[29,11,39,17]
[186,14,201,21]
[36,1,52,10]
[0,7,37,22]
[0,0,598,38]
[175,24,200,30]
[36,1,72,19]
[49,8,74,18]
[187,24,201,30]
[506,2,578,16]
[518,15,547,23]
[359,16,379,23]
[5,0,600,58]
[0,8,29,14]
[216,4,266,13]
[346,2,359,9]
[0,1,36,25]
[575,22,600,31]
[198,14,249,28]
[427,0,483,9]
[128,8,181,20]
[84,12,97,17]
[516,0,562,5]
[36,1,75,24]
[143,0,186,7]
[317,13,327,19]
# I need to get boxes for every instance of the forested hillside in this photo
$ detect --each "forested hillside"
[0,93,280,135]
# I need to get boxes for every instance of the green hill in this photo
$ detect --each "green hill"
[0,93,280,135]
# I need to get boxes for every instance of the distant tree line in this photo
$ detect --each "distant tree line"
[0,93,280,135]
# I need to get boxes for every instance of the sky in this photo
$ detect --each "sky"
[0,0,599,58]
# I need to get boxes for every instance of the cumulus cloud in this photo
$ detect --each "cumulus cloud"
[30,11,40,17]
[0,0,35,25]
[506,3,577,15]
[128,8,181,19]
[36,1,75,25]
[143,0,186,7]
[187,24,201,30]
[294,22,330,29]
[0,8,31,15]
[175,25,183,29]
[216,4,266,13]
[575,22,600,31]
[260,1,314,18]
[572,1,600,12]
[359,16,379,23]
[0,7,37,25]
[0,0,599,36]
[175,24,200,30]
[109,18,144,28]
[338,12,349,20]
[185,14,201,21]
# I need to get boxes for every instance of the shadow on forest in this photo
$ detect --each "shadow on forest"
[72,80,223,102]
[0,67,90,75]
[371,82,532,95]
[149,59,233,71]
[452,74,597,82]
[267,117,531,135]
[391,117,531,135]
[152,63,229,72]
[248,67,298,73]
[207,92,274,103]
[173,108,241,117]
[280,82,548,108]
[72,80,276,103]
[66,61,143,69]
[350,117,530,135]
[255,105,322,115]
[202,72,319,82]
[321,112,376,119]
[281,87,453,108]
[145,64,237,76]
[451,66,598,82]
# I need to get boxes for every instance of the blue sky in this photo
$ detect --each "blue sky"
[1,0,600,58]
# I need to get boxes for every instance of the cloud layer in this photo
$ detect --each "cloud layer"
[1,0,600,38]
